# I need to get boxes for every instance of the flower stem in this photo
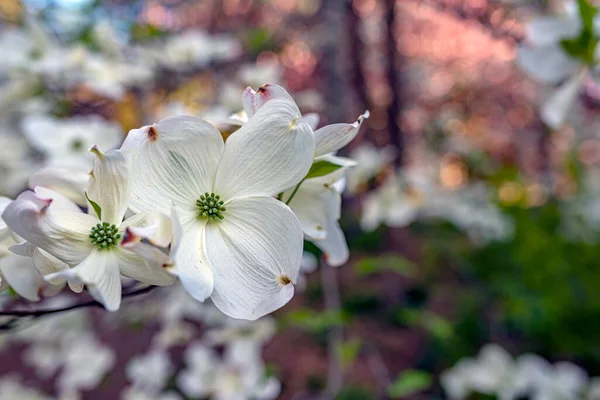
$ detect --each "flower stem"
[285,182,303,205]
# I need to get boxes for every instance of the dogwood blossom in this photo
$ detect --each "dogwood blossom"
[2,148,175,310]
[121,91,314,319]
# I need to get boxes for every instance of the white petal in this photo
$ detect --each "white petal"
[541,69,586,128]
[173,226,214,302]
[308,181,349,266]
[241,84,295,118]
[74,251,122,311]
[88,148,130,225]
[314,110,369,157]
[121,211,172,247]
[0,254,43,301]
[113,247,175,286]
[517,45,579,84]
[33,248,83,292]
[9,241,36,257]
[2,191,96,265]
[288,183,339,240]
[29,164,90,206]
[34,186,81,213]
[121,116,224,214]
[204,196,302,320]
[213,99,314,199]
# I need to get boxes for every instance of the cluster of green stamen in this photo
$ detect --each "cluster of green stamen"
[89,222,121,250]
[196,192,226,220]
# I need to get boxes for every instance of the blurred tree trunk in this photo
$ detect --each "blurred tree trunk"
[385,0,404,167]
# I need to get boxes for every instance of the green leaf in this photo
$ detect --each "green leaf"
[304,160,344,180]
[578,0,597,33]
[85,192,102,220]
[387,370,432,398]
[335,337,362,368]
[559,0,598,65]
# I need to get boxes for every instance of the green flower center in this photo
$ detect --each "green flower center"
[196,192,226,220]
[89,222,121,250]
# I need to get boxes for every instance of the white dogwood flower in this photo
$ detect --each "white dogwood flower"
[2,148,175,311]
[121,94,314,319]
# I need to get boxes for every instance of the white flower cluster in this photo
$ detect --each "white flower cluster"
[0,17,241,107]
[8,295,116,399]
[442,343,600,400]
[357,158,513,244]
[0,84,366,320]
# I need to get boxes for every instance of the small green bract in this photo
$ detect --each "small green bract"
[196,192,226,220]
[89,222,121,250]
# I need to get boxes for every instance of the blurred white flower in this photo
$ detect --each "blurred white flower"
[361,166,513,244]
[177,342,219,398]
[361,171,430,232]
[516,355,589,400]
[121,387,183,400]
[0,119,35,197]
[57,334,115,398]
[126,350,172,395]
[178,339,280,400]
[155,31,241,71]
[21,114,123,165]
[79,54,154,100]
[0,375,52,400]
[442,344,599,400]
[121,92,314,319]
[346,144,395,194]
[518,1,600,128]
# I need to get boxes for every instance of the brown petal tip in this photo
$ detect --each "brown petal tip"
[148,126,158,142]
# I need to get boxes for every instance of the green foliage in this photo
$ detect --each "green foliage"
[243,28,278,57]
[387,369,432,398]
[560,0,599,65]
[354,255,415,277]
[335,386,375,400]
[335,337,362,368]
[283,308,349,334]
[393,309,453,341]
[464,200,600,366]
[130,23,168,41]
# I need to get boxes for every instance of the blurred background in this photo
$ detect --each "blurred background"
[1,0,600,399]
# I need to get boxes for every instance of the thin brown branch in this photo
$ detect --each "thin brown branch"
[0,285,158,330]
